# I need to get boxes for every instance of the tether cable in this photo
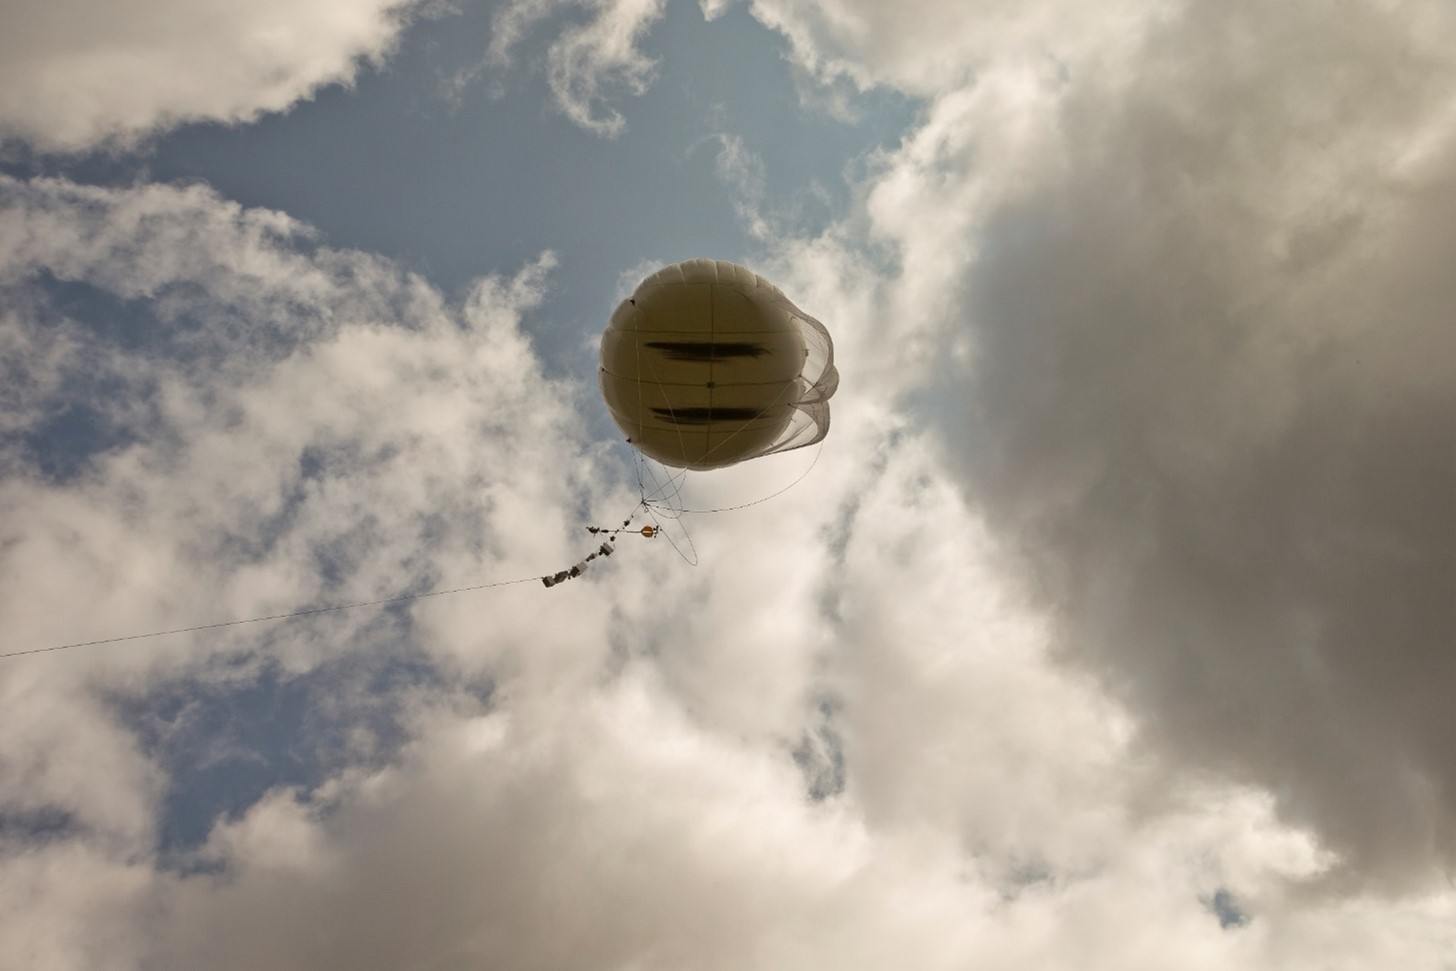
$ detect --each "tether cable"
[1,575,542,661]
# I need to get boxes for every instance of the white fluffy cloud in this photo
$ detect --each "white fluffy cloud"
[0,175,607,967]
[0,0,417,152]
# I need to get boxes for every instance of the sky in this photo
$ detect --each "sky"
[2,0,1455,967]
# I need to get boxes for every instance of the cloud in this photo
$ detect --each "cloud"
[0,174,618,685]
[8,0,1456,962]
[5,165,1456,965]
[138,665,1246,971]
[696,131,771,237]
[0,0,419,153]
[489,0,669,136]
[737,0,1149,95]
[760,0,1456,891]
[0,174,614,966]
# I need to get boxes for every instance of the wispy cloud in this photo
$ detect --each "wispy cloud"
[488,0,669,136]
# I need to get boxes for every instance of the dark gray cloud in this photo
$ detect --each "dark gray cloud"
[933,0,1456,890]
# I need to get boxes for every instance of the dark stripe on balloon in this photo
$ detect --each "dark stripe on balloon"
[645,341,769,361]
[650,407,764,426]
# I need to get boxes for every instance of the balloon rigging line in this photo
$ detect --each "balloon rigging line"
[625,434,826,567]
[644,499,699,567]
[629,456,698,566]
[635,448,687,509]
[643,439,826,517]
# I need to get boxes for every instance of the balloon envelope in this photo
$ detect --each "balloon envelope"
[600,259,837,470]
